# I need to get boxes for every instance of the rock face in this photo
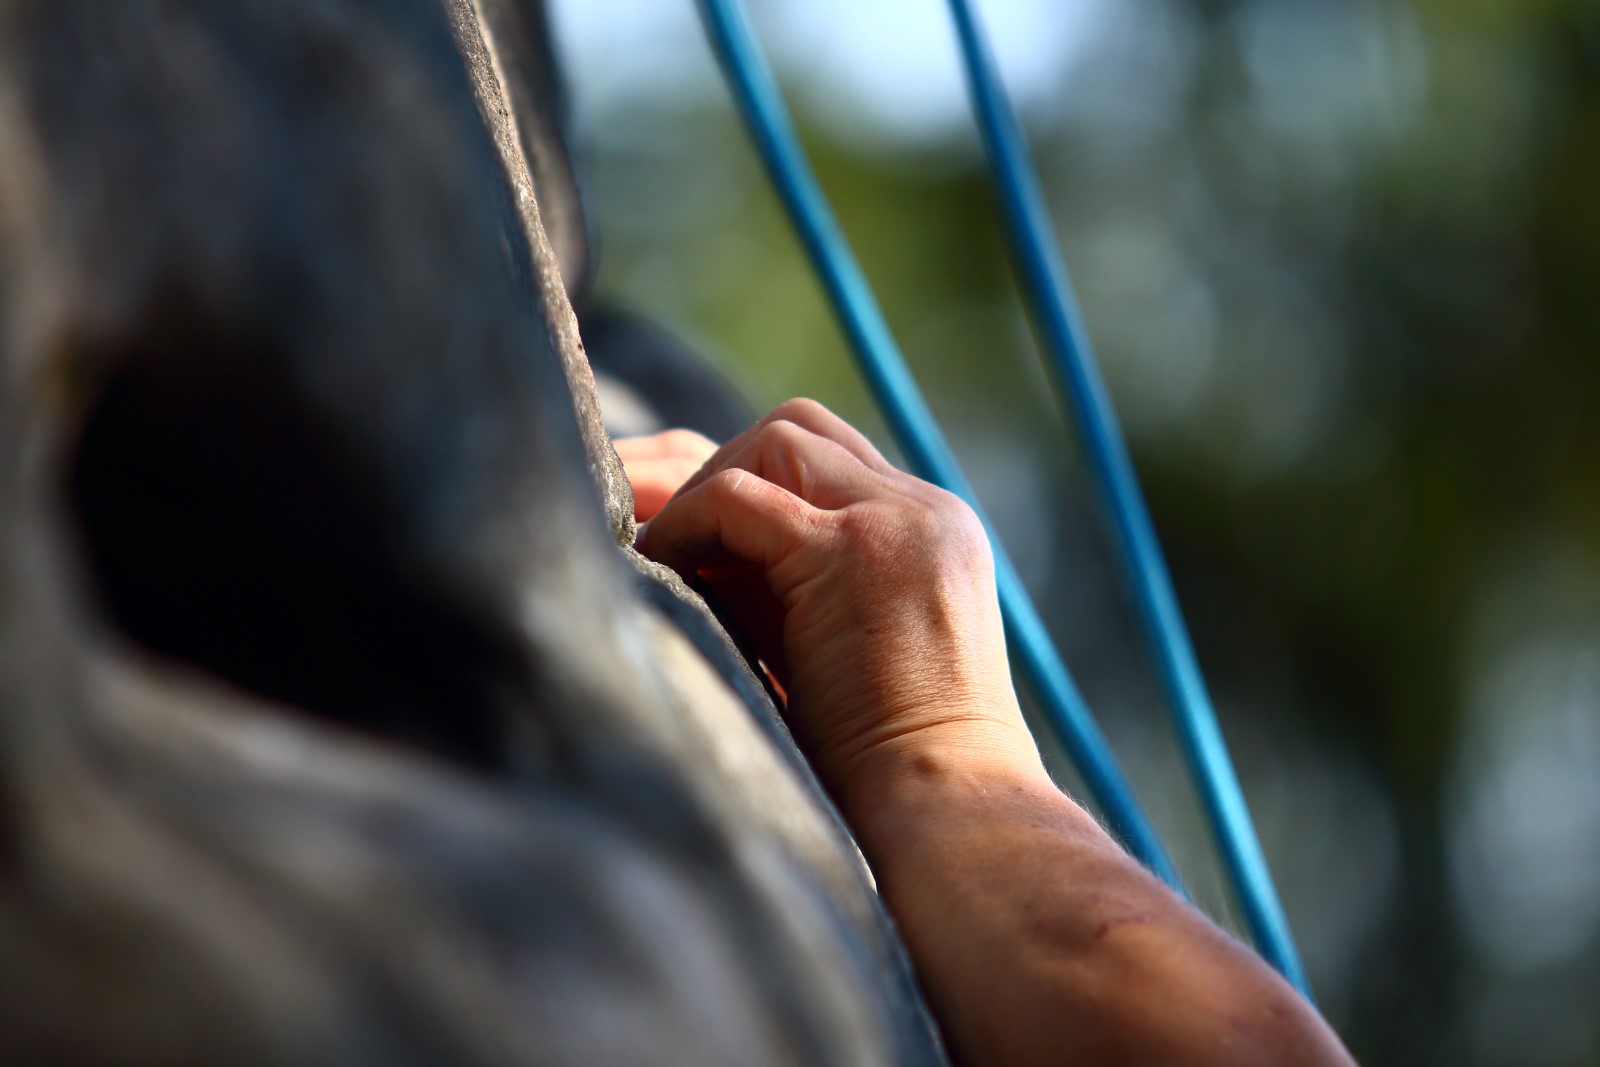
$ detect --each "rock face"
[0,1,946,1064]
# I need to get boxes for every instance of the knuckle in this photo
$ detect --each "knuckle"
[927,485,981,528]
[941,499,992,567]
[927,485,977,525]
[755,419,814,488]
[705,467,749,497]
[770,397,830,424]
[757,418,807,448]
[903,489,991,563]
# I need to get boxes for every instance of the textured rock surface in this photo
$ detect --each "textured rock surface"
[0,0,944,1064]
[444,0,634,545]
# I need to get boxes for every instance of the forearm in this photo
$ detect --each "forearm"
[841,725,1354,1067]
[626,406,1355,1067]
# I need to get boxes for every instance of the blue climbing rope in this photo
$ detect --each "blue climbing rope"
[943,0,1311,999]
[694,0,1181,891]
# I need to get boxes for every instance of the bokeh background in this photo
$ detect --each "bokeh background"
[546,1,1600,1063]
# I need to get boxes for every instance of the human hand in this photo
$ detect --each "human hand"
[631,407,1354,1067]
[635,399,1042,811]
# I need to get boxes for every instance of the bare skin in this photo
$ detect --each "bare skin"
[621,399,1356,1067]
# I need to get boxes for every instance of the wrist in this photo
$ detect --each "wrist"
[826,712,1062,855]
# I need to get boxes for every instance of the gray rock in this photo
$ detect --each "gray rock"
[0,0,946,1064]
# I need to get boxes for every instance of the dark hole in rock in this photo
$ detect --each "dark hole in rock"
[64,304,510,770]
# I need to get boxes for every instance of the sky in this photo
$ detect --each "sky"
[547,0,1118,148]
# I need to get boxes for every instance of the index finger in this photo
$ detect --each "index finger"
[638,466,822,581]
[673,398,894,502]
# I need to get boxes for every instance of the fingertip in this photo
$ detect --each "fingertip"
[660,427,720,459]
